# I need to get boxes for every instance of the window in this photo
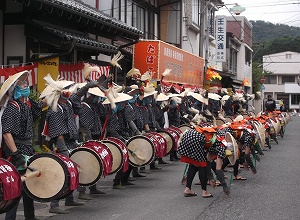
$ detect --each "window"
[126,0,133,26]
[192,0,200,26]
[291,94,300,105]
[286,53,292,59]
[7,56,23,66]
[264,75,277,84]
[282,75,295,84]
[113,0,155,39]
[245,47,252,65]
[229,48,237,74]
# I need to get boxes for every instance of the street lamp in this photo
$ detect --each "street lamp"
[229,3,246,15]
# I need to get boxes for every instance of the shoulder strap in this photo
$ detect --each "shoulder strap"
[8,100,20,111]
[81,102,91,109]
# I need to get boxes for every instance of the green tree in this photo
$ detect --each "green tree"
[252,61,273,96]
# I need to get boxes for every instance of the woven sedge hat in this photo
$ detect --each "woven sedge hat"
[88,87,105,98]
[156,93,169,102]
[208,93,222,100]
[0,71,29,105]
[187,92,208,105]
[144,90,158,98]
[234,115,244,122]
[102,93,133,105]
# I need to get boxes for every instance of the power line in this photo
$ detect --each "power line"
[220,1,300,9]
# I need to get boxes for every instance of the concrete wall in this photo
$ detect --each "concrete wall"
[4,25,26,64]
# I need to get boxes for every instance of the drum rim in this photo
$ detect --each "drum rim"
[157,129,175,155]
[71,146,104,186]
[102,139,124,175]
[126,135,155,167]
[23,153,72,202]
[178,124,193,129]
[106,137,127,148]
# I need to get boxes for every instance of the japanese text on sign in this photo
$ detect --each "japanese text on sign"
[146,44,157,77]
[215,16,227,62]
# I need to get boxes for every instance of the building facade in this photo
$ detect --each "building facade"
[1,0,256,94]
[263,51,300,111]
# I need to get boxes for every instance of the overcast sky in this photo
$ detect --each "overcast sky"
[216,0,300,27]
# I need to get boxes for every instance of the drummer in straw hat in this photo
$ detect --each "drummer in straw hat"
[137,71,170,169]
[41,73,103,214]
[71,82,109,198]
[0,71,45,220]
[102,90,136,189]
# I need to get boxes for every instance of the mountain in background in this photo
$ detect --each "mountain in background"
[251,20,300,43]
[250,20,300,62]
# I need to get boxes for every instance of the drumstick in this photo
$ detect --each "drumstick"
[127,148,146,162]
[21,170,41,182]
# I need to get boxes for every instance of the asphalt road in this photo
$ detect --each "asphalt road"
[1,115,300,220]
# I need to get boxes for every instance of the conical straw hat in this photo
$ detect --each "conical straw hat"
[0,71,29,105]
[103,93,133,104]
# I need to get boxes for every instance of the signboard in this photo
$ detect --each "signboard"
[38,57,59,93]
[215,16,227,62]
[133,40,204,87]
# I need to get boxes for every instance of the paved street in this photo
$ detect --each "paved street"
[1,115,300,220]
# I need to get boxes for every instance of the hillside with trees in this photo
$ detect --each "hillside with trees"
[251,20,300,62]
[250,20,300,93]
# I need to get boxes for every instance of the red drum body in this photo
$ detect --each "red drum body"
[166,126,181,150]
[157,127,180,155]
[126,135,155,167]
[70,140,113,186]
[0,159,22,214]
[103,137,129,173]
[144,132,167,158]
[23,153,79,202]
[169,126,183,137]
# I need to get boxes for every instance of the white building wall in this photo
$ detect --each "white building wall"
[181,30,199,56]
[263,51,300,110]
[236,45,245,82]
[181,1,200,56]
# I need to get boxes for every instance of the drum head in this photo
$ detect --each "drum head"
[157,130,174,155]
[275,119,281,134]
[225,132,239,165]
[178,124,193,134]
[126,135,155,167]
[225,117,233,123]
[70,147,103,186]
[216,118,225,126]
[23,153,71,202]
[102,140,124,174]
[254,122,265,148]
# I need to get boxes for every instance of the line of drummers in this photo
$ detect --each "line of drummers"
[0,71,291,219]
